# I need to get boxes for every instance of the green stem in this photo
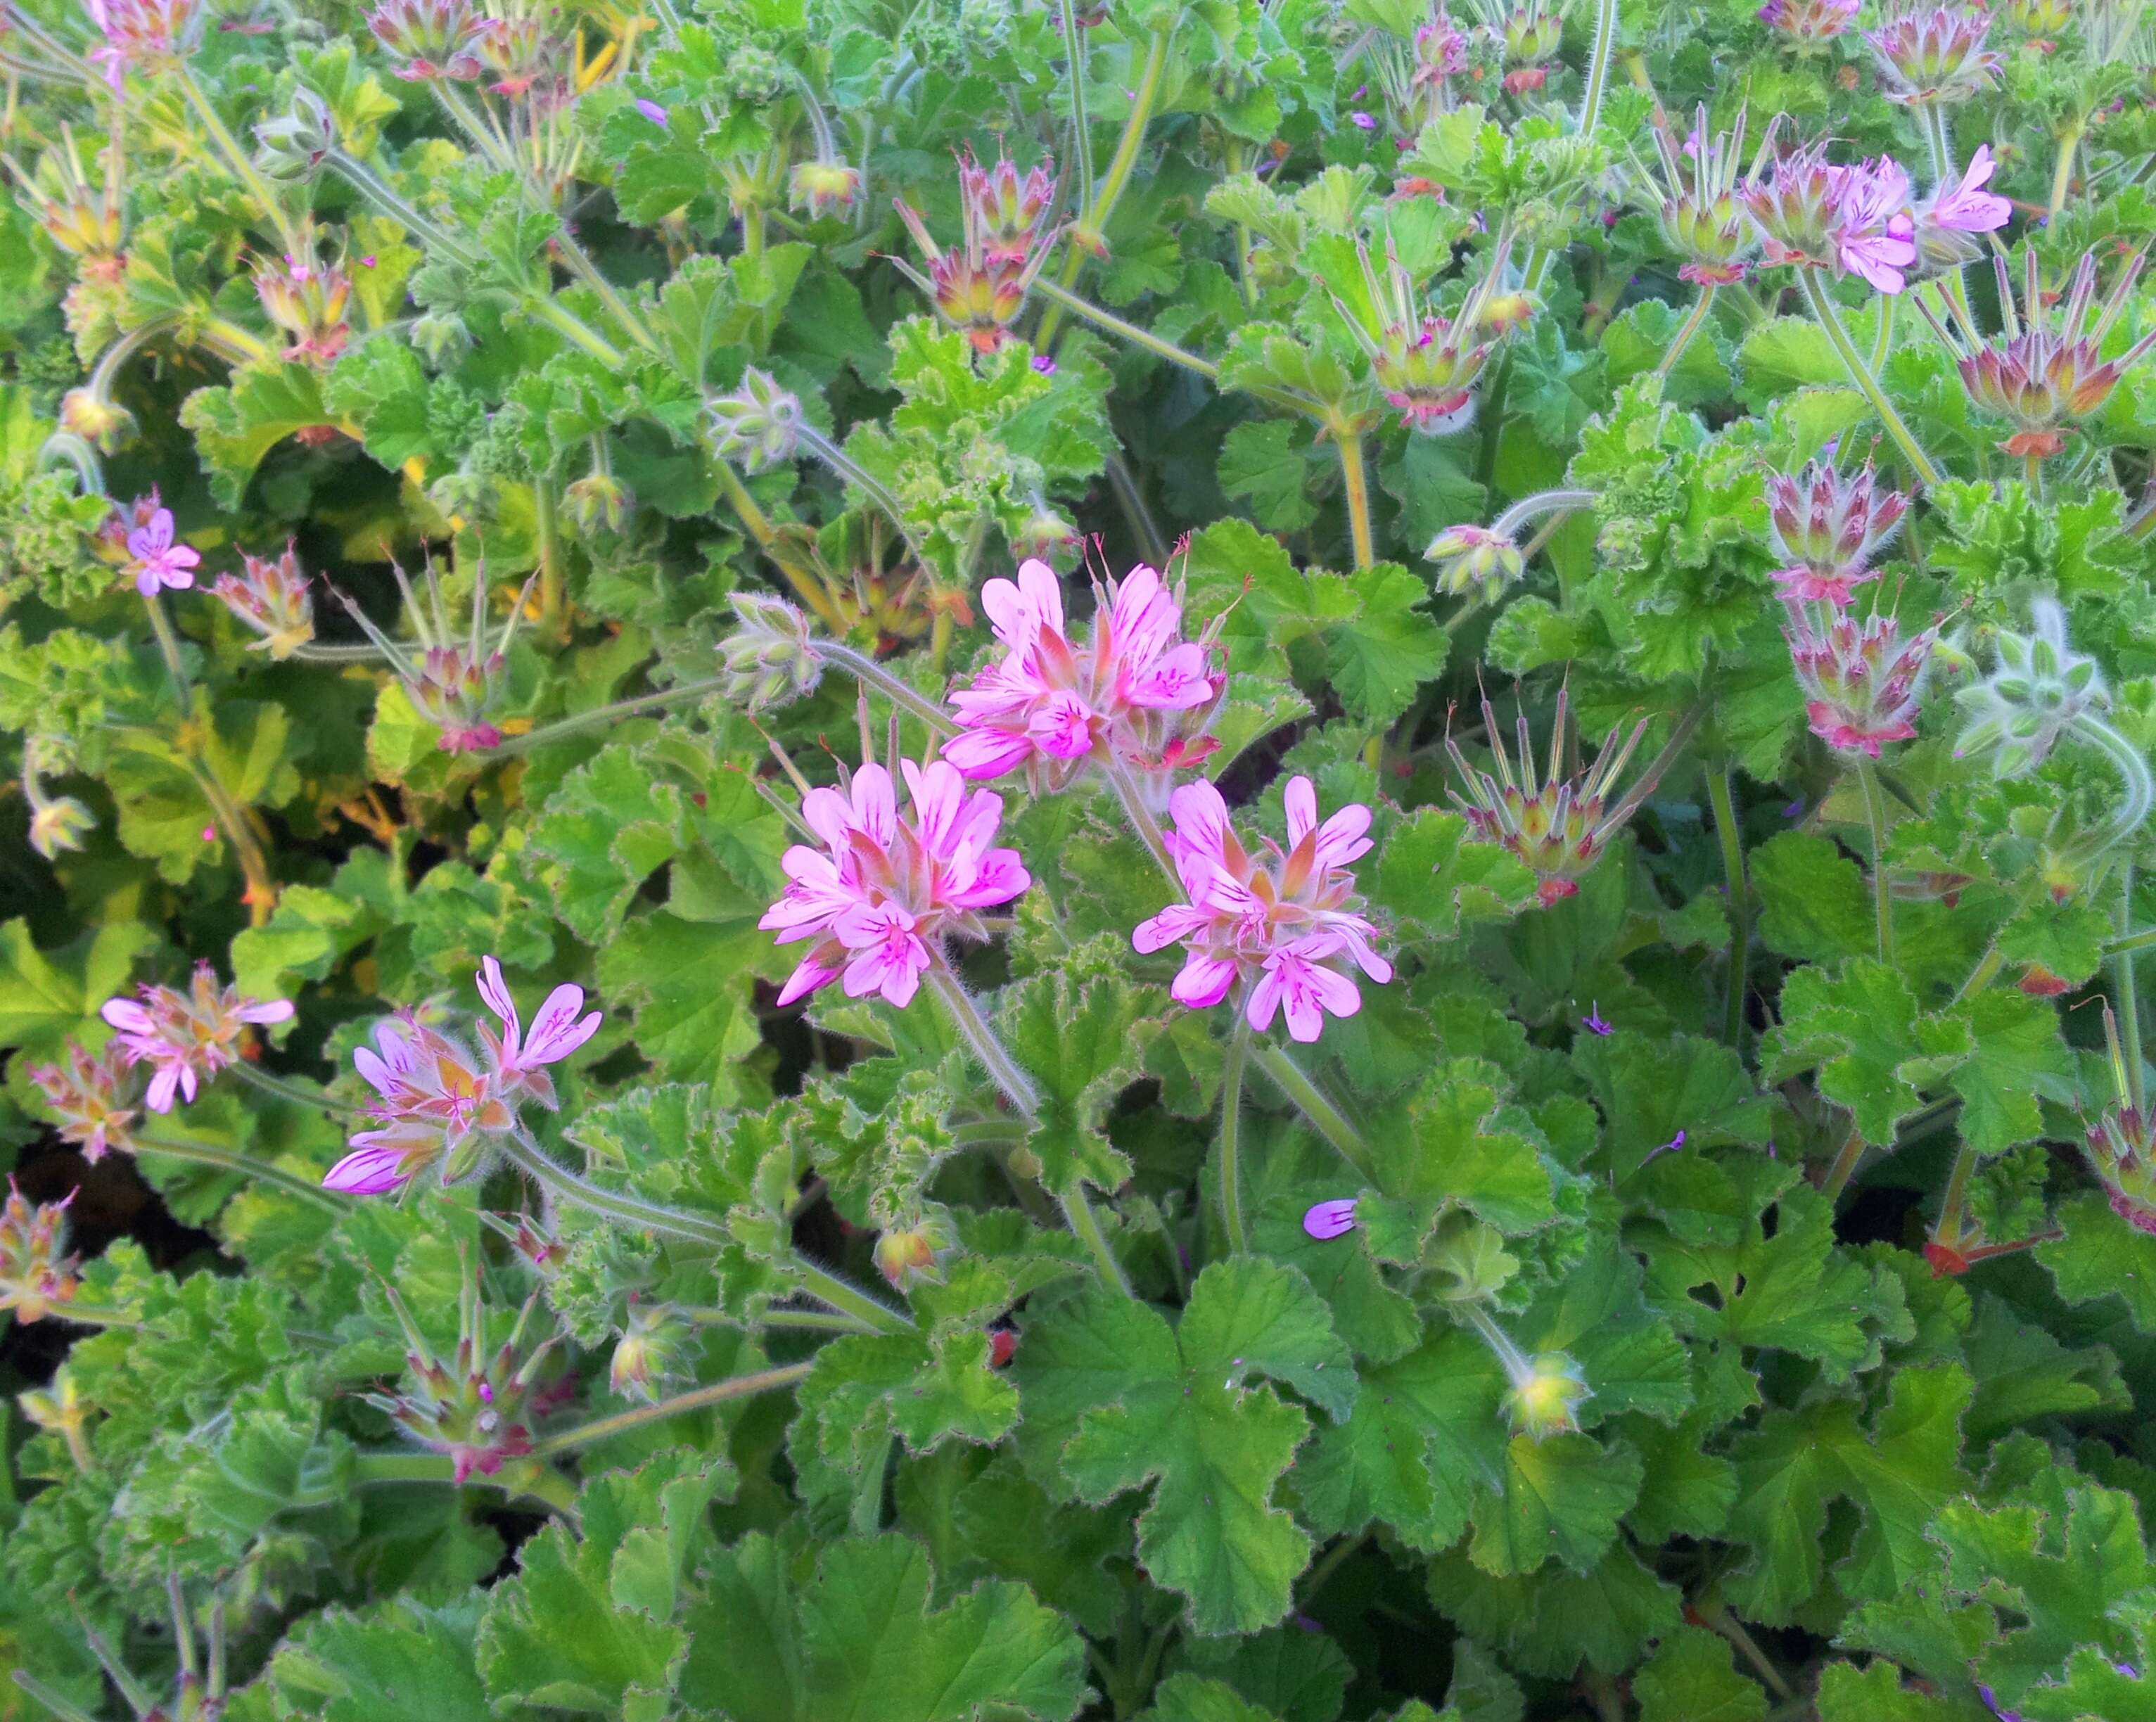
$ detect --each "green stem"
[501,1128,730,1248]
[2050,120,2084,222]
[1035,23,1175,348]
[491,677,733,755]
[2103,926,2156,958]
[1707,762,1749,1046]
[1058,1176,1136,1298]
[1580,0,1621,140]
[1250,1045,1378,1182]
[1855,755,1895,964]
[531,1362,815,1456]
[814,642,960,737]
[1218,1018,1254,1255]
[1103,756,1178,877]
[795,423,930,567]
[1655,285,1716,378]
[1032,277,1219,378]
[1798,270,1941,486]
[175,65,296,248]
[350,1450,580,1512]
[1868,291,1896,373]
[1336,423,1376,569]
[1058,0,1097,200]
[926,964,1042,1116]
[1932,1139,1977,1251]
[1921,103,1956,185]
[132,1130,345,1209]
[1956,942,2003,1003]
[790,1256,917,1334]
[50,1301,140,1329]
[142,592,193,710]
[1820,1125,1867,1203]
[747,1306,876,1333]
[228,1059,362,1116]
[2122,864,2148,1118]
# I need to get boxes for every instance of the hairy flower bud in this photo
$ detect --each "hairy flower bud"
[1764,458,1908,603]
[366,0,487,79]
[707,368,803,473]
[59,386,136,454]
[1742,143,1919,294]
[1952,598,2106,777]
[717,592,823,711]
[789,157,863,219]
[609,1303,691,1403]
[253,89,338,181]
[563,471,634,536]
[25,1040,139,1162]
[1502,1350,1593,1439]
[1425,523,1525,600]
[1865,5,2003,103]
[873,1216,953,1289]
[212,542,316,658]
[1758,0,1862,43]
[27,793,95,860]
[1783,600,1939,757]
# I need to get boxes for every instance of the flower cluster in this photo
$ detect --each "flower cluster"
[1918,246,2156,457]
[891,150,1059,353]
[1446,691,1659,906]
[1782,599,1941,758]
[211,542,317,658]
[945,559,1224,786]
[1865,4,2004,103]
[1758,0,1862,44]
[84,0,199,87]
[1911,147,2013,272]
[1334,238,1520,435]
[1742,142,1919,294]
[100,963,294,1113]
[325,958,600,1194]
[1765,457,1909,603]
[1132,777,1391,1042]
[0,1183,79,1324]
[25,1040,139,1162]
[758,758,1029,1009]
[335,556,528,754]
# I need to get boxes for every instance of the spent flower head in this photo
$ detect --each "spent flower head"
[11,124,124,273]
[760,754,1031,1009]
[1916,246,2156,457]
[1446,690,1658,906]
[1865,4,2004,103]
[1764,457,1909,602]
[1758,0,1863,42]
[1742,141,1920,294]
[1333,235,1520,435]
[372,1273,559,1482]
[100,962,295,1113]
[1782,597,1940,757]
[0,1182,79,1324]
[26,1040,140,1163]
[366,0,487,79]
[1642,105,1767,285]
[336,554,530,753]
[325,958,599,1195]
[2083,1004,2156,1237]
[890,149,1059,353]
[943,558,1224,787]
[212,542,316,658]
[1952,597,2107,777]
[1131,777,1391,1042]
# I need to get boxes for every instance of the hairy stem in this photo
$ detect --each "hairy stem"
[2049,119,2084,222]
[1218,1017,1254,1255]
[176,65,297,249]
[1579,0,1621,141]
[926,964,1043,1116]
[1707,762,1749,1046]
[1655,285,1716,378]
[1103,755,1178,877]
[502,1128,730,1247]
[1854,757,1895,963]
[1335,422,1376,569]
[2123,865,2148,1118]
[814,642,959,737]
[1799,270,1941,486]
[1033,278,1218,378]
[491,677,733,755]
[228,1059,362,1116]
[532,1362,815,1456]
[1250,1044,1379,1182]
[132,1130,346,1209]
[1820,1125,1867,1203]
[1058,1175,1136,1298]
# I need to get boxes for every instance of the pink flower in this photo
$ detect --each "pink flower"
[1914,146,2013,269]
[475,955,601,1109]
[945,559,1223,786]
[84,0,197,89]
[760,757,1031,1009]
[1743,144,1920,294]
[1303,1199,1360,1239]
[100,964,293,1112]
[1765,459,1908,603]
[1758,0,1861,37]
[326,960,601,1195]
[1132,777,1391,1042]
[124,504,200,598]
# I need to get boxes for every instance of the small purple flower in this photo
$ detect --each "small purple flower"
[634,97,667,127]
[125,504,200,598]
[1031,354,1057,375]
[1303,1198,1360,1240]
[1349,110,1377,132]
[1582,1002,1612,1035]
[1642,1129,1688,1166]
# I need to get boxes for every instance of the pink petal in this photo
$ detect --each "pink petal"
[776,952,841,1007]
[240,998,296,1024]
[851,764,898,849]
[101,998,154,1034]
[979,577,1038,649]
[800,785,854,850]
[476,956,519,1041]
[145,1064,181,1113]
[903,758,968,855]
[323,1144,414,1194]
[1133,903,1209,954]
[1027,693,1097,760]
[1283,776,1318,846]
[1016,559,1065,636]
[1302,1198,1360,1240]
[1173,953,1240,1010]
[521,984,601,1064]
[949,849,1030,908]
[942,726,1038,781]
[1166,780,1232,862]
[1313,803,1374,869]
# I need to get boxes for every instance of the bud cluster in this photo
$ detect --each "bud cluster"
[1446,690,1657,906]
[366,0,489,81]
[717,592,824,711]
[1783,601,1940,758]
[891,150,1060,354]
[1865,5,2004,104]
[212,542,317,658]
[25,1040,141,1162]
[335,556,528,754]
[0,1182,79,1325]
[1758,0,1863,44]
[707,368,804,474]
[1764,457,1908,604]
[2086,1005,2156,1237]
[1952,598,2107,778]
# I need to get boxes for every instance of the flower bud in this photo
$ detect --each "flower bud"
[1502,1349,1593,1439]
[717,592,823,712]
[789,158,863,219]
[0,1182,79,1324]
[1764,459,1907,604]
[28,795,95,861]
[873,1213,953,1289]
[212,541,317,658]
[1953,599,2106,778]
[254,89,338,181]
[59,387,136,454]
[708,369,803,473]
[1865,5,2003,105]
[366,0,487,81]
[609,1304,691,1403]
[563,471,634,536]
[1425,523,1524,600]
[1758,0,1861,44]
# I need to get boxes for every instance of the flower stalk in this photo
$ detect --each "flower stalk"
[1218,1017,1254,1254]
[1797,270,1941,485]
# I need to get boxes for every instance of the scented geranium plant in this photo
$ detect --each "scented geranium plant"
[4,0,2156,1716]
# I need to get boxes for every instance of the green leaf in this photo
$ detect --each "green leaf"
[1603,299,1730,409]
[1360,1059,1560,1253]
[1014,1260,1353,1633]
[1572,1031,1773,1187]
[1467,1432,1643,1579]
[1763,959,1973,1144]
[1814,1662,1969,1722]
[2038,1192,2156,1332]
[994,944,1155,1193]
[1220,419,1320,532]
[1326,562,1448,727]
[1632,1625,1768,1722]
[178,362,340,508]
[1941,988,2078,1158]
[677,1532,1087,1722]
[1176,1628,1351,1722]
[1963,1292,2130,1443]
[1749,832,1875,963]
[1366,808,1538,937]
[0,917,156,1065]
[1140,1676,1285,1722]
[597,914,780,1099]
[1723,1364,1972,1624]
[270,1595,491,1722]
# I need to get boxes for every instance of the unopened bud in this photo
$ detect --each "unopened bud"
[1502,1349,1592,1439]
[563,471,634,536]
[59,388,136,454]
[1425,523,1524,599]
[872,1216,952,1290]
[608,1304,691,1403]
[717,592,822,712]
[708,369,803,473]
[789,158,863,219]
[29,796,95,860]
[254,88,338,181]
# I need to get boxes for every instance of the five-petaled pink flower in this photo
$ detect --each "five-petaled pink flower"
[945,559,1223,786]
[101,963,294,1112]
[1913,145,2012,270]
[1742,144,1920,295]
[124,502,200,598]
[1132,777,1391,1042]
[760,758,1031,1009]
[324,959,601,1195]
